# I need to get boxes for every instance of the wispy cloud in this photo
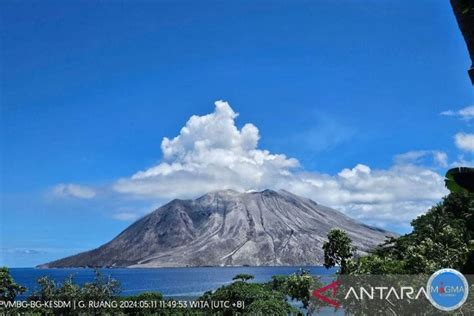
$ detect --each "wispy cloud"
[52,183,96,199]
[111,212,140,221]
[440,105,474,121]
[394,150,448,167]
[450,154,474,167]
[293,115,356,153]
[0,248,46,255]
[439,106,473,161]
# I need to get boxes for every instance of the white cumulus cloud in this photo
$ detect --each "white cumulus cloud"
[454,133,474,152]
[286,164,446,226]
[114,101,299,198]
[52,183,96,199]
[113,101,448,228]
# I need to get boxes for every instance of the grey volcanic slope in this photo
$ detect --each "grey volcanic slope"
[40,190,396,268]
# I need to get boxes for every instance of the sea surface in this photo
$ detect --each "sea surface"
[10,266,337,300]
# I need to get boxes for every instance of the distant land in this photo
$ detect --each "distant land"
[39,189,396,268]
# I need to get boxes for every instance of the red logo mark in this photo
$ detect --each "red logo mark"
[439,282,445,294]
[312,280,341,308]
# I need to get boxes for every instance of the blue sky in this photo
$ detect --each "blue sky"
[1,0,473,267]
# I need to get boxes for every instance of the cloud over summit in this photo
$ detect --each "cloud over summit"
[114,101,299,198]
[112,101,448,228]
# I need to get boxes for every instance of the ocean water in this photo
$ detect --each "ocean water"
[10,266,337,300]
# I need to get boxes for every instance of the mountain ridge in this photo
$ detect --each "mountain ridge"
[39,189,396,268]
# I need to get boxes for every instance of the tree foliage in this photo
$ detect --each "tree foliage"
[445,167,474,194]
[1,269,319,315]
[247,298,293,315]
[232,273,254,282]
[27,270,120,314]
[0,267,25,302]
[121,292,165,315]
[323,229,356,274]
[29,270,120,302]
[199,275,297,315]
[346,192,474,274]
[284,268,318,309]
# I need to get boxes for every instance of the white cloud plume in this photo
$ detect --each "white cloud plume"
[454,133,474,152]
[113,101,448,228]
[114,101,299,198]
[52,183,96,199]
[441,105,474,121]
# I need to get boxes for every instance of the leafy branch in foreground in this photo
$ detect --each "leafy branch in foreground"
[445,167,474,194]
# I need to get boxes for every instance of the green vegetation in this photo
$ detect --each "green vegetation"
[198,270,325,314]
[284,269,318,309]
[324,191,474,275]
[445,167,474,194]
[199,277,296,315]
[460,0,474,15]
[232,273,254,282]
[246,298,293,315]
[0,267,25,302]
[322,189,474,313]
[27,270,121,314]
[0,267,325,315]
[120,292,166,316]
[322,229,356,274]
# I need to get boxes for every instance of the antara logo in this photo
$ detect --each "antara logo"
[311,280,341,308]
[310,268,469,312]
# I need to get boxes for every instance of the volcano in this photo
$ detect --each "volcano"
[40,189,395,268]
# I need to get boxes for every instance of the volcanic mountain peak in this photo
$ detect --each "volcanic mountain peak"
[40,189,396,268]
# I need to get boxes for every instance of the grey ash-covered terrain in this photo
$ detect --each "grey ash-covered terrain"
[40,189,396,268]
